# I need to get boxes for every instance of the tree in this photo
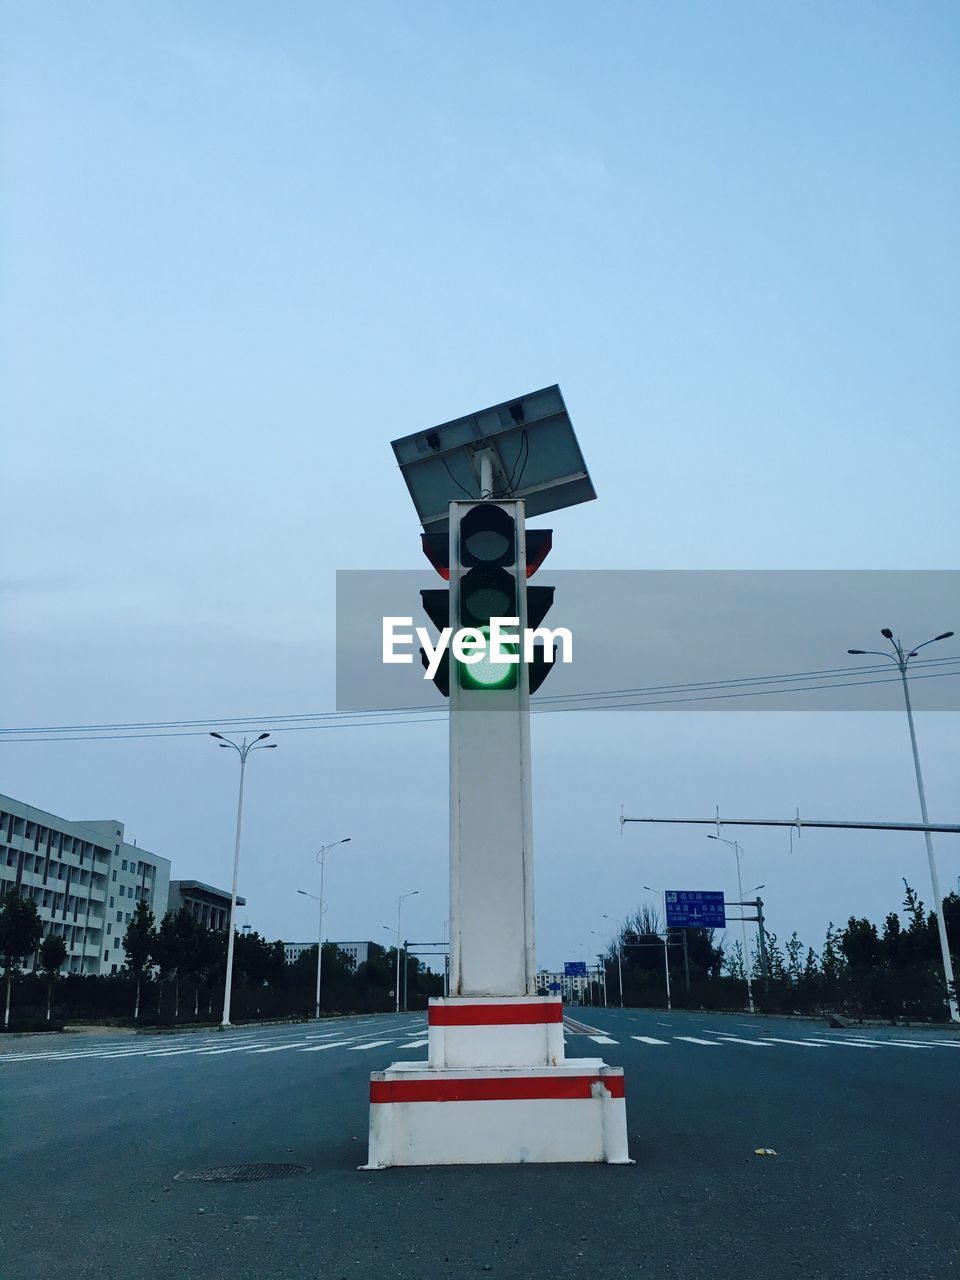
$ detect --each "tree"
[171,908,198,1020]
[39,933,67,1022]
[122,900,156,1021]
[152,912,179,1018]
[0,890,43,1028]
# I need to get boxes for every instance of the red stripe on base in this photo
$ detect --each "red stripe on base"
[429,1002,563,1026]
[370,1074,625,1104]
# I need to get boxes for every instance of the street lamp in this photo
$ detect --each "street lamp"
[707,834,755,1014]
[210,732,277,1029]
[643,886,672,1011]
[388,890,419,1013]
[299,838,351,1021]
[847,628,958,1022]
[603,914,625,1007]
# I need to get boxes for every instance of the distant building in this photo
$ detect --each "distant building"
[0,792,170,976]
[535,969,591,1002]
[168,880,242,932]
[283,940,372,968]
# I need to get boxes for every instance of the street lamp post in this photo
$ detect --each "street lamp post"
[707,834,755,1014]
[210,732,277,1029]
[643,886,672,1011]
[297,889,323,1017]
[848,628,958,1023]
[391,891,419,1014]
[603,914,625,1007]
[300,838,351,1021]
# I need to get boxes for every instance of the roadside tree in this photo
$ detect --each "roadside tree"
[0,890,43,1028]
[122,900,156,1021]
[39,933,68,1021]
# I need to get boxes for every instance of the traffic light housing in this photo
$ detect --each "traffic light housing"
[419,502,559,697]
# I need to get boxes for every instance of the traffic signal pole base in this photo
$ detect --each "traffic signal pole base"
[361,996,632,1168]
[427,995,565,1068]
[361,1061,630,1168]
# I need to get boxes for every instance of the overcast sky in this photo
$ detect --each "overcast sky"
[3,2,958,971]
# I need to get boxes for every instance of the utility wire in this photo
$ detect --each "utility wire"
[1,662,957,744]
[1,656,955,735]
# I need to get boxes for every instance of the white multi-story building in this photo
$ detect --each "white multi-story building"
[0,793,170,976]
[283,940,372,968]
[535,969,592,1002]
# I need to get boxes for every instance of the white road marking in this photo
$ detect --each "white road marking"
[298,1041,356,1051]
[248,1042,312,1054]
[196,1045,261,1055]
[674,1036,721,1046]
[765,1038,825,1047]
[398,1039,429,1049]
[632,1036,669,1045]
[714,1036,773,1046]
[347,1039,393,1051]
[805,1039,876,1049]
[841,1038,933,1049]
[588,1035,618,1045]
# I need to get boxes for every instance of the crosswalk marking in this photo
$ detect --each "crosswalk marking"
[805,1038,876,1049]
[766,1038,825,1047]
[713,1036,772,1046]
[248,1042,312,1054]
[398,1039,429,1049]
[632,1036,669,1045]
[347,1039,393,1051]
[197,1044,261,1055]
[298,1040,356,1051]
[588,1035,618,1045]
[674,1036,721,1046]
[841,1038,933,1049]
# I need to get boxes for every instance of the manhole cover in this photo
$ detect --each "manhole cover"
[174,1163,310,1183]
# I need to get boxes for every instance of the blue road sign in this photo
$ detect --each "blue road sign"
[564,961,588,976]
[665,890,726,928]
[548,982,562,992]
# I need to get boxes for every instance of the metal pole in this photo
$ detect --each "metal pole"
[756,897,770,983]
[897,643,960,1022]
[662,892,672,1011]
[733,841,756,1014]
[221,744,247,1029]
[617,936,624,1008]
[395,897,402,1015]
[682,929,691,995]
[597,954,608,1007]
[315,850,325,1021]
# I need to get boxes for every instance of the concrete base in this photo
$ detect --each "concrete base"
[362,1059,630,1168]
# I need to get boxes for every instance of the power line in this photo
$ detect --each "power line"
[1,660,957,744]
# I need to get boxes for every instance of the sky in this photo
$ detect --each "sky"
[3,1,959,972]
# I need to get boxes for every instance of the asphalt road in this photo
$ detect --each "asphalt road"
[2,1007,958,1280]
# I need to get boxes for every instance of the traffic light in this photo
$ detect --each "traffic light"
[457,504,519,690]
[418,501,559,697]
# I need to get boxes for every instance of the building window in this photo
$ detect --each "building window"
[116,911,122,923]
[115,845,120,855]
[121,859,127,871]
[109,897,114,908]
[104,951,109,962]
[112,869,117,881]
[125,913,131,923]
[118,885,124,897]
[106,924,111,935]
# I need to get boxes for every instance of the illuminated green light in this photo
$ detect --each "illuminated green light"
[459,627,518,690]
